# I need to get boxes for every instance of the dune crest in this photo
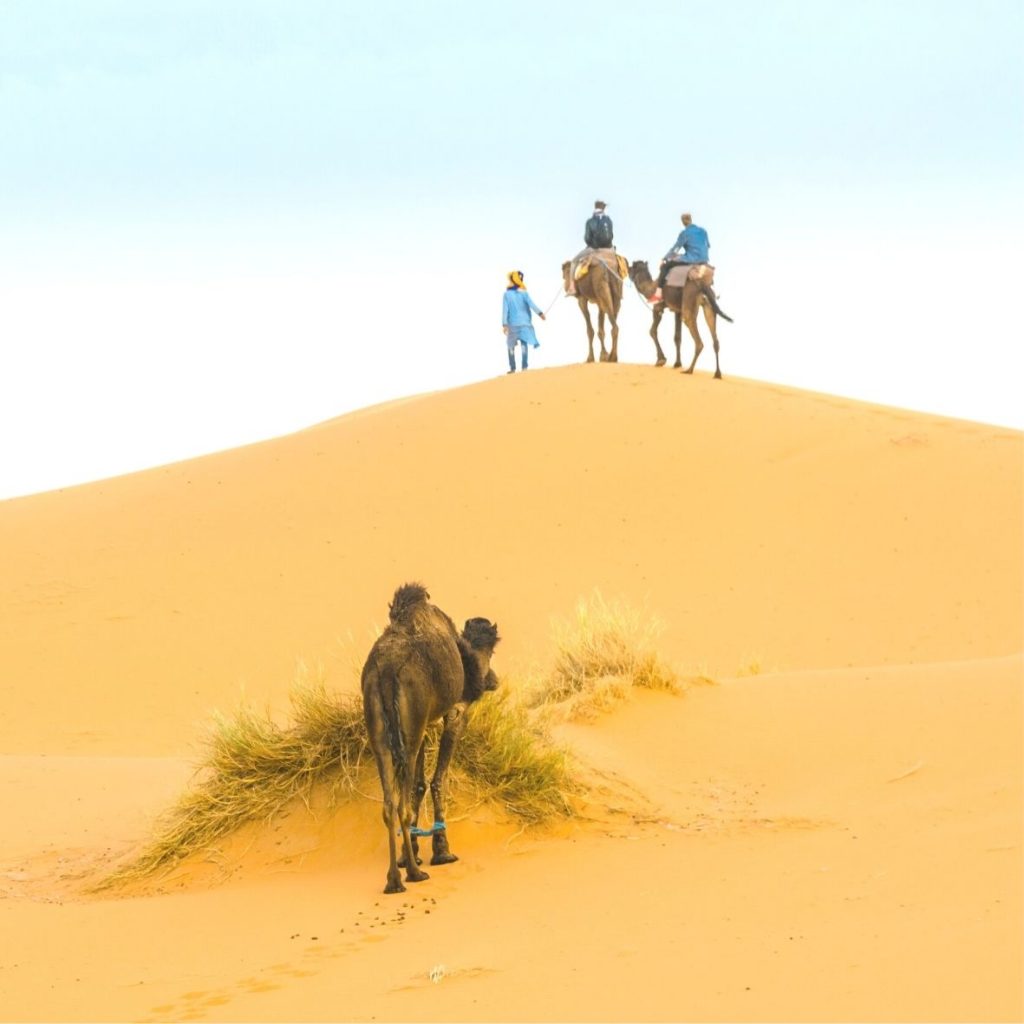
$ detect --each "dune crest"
[1,366,1020,1021]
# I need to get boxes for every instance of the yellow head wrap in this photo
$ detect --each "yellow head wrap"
[507,270,525,289]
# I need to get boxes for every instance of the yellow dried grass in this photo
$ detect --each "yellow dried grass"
[100,594,678,886]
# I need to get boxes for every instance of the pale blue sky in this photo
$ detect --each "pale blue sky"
[2,1,1021,497]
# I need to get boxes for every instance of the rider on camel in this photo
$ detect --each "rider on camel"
[651,212,709,302]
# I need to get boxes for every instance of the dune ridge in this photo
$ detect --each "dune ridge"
[1,364,1020,1022]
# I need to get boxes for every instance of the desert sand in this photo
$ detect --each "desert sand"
[1,362,1021,1022]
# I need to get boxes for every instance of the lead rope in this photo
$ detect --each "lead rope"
[541,290,564,317]
[625,274,659,310]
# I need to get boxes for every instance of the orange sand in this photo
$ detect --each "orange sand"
[1,363,1020,1022]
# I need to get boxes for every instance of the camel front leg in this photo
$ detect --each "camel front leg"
[650,307,667,366]
[579,299,596,363]
[429,706,466,865]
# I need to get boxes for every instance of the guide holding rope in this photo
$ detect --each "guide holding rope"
[501,269,545,374]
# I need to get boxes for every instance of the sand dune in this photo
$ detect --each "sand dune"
[1,364,1020,1022]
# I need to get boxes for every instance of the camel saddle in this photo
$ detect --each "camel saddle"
[575,248,629,281]
[665,263,715,289]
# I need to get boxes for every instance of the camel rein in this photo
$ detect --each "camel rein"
[632,282,658,310]
[544,271,657,316]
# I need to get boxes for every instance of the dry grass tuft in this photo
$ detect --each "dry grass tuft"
[100,676,577,887]
[537,591,679,719]
[453,688,579,824]
[99,677,367,888]
[100,593,679,886]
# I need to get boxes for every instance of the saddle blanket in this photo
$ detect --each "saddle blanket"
[665,262,715,288]
[574,248,629,281]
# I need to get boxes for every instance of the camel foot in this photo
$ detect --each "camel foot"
[585,355,595,364]
[397,853,422,868]
[655,358,666,367]
[405,868,430,884]
[430,851,459,866]
[599,352,609,363]
[714,370,723,379]
[384,876,406,895]
[673,362,682,369]
[682,368,694,375]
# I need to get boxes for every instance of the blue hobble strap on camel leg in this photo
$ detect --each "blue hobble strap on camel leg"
[408,822,446,838]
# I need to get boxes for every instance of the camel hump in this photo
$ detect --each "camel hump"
[388,582,431,625]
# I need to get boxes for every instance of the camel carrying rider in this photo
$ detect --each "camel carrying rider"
[502,270,545,374]
[566,200,614,297]
[651,211,710,302]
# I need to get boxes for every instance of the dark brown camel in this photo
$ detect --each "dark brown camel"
[628,260,733,378]
[561,256,623,363]
[361,583,499,894]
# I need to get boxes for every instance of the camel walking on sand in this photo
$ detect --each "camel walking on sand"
[562,256,623,363]
[628,260,733,377]
[361,583,500,894]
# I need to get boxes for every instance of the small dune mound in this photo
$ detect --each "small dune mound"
[97,682,369,888]
[99,595,678,889]
[536,592,681,720]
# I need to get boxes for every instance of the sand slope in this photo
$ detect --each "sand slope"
[1,364,1021,1022]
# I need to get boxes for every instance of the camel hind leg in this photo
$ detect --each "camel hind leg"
[395,731,430,886]
[578,298,597,363]
[682,313,704,374]
[593,274,615,362]
[608,292,621,362]
[377,681,428,891]
[398,743,427,868]
[371,749,406,894]
[364,687,408,893]
[700,297,723,378]
[673,312,685,369]
[681,286,704,374]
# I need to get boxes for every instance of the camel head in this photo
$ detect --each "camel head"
[628,260,656,299]
[628,259,651,283]
[459,617,500,702]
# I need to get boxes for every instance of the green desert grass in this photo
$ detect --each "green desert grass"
[101,595,677,886]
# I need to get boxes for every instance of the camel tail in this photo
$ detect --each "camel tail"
[701,284,734,323]
[389,582,430,625]
[378,665,407,784]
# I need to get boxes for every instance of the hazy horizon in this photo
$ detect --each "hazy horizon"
[2,0,1021,499]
